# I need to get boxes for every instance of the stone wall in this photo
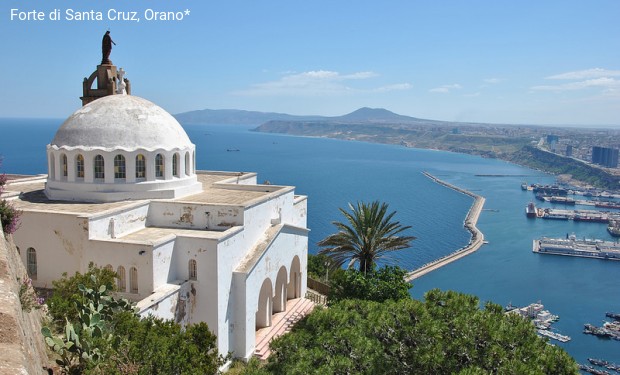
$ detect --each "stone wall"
[0,231,49,375]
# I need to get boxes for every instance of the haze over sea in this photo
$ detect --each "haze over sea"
[1,118,618,366]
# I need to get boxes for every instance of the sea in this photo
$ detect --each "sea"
[1,118,619,366]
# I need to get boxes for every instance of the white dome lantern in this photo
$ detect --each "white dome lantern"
[45,95,202,202]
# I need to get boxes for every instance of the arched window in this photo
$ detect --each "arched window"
[61,154,68,178]
[172,153,179,177]
[49,154,56,180]
[117,266,126,292]
[185,152,190,176]
[135,154,146,179]
[130,267,138,294]
[76,154,85,179]
[104,264,113,272]
[94,155,105,180]
[192,152,196,173]
[189,259,197,280]
[114,154,126,179]
[155,154,164,178]
[27,248,37,280]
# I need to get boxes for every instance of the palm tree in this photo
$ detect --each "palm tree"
[318,200,415,273]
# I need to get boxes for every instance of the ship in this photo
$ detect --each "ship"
[533,235,620,261]
[532,184,568,196]
[537,329,571,342]
[583,323,620,340]
[605,312,620,321]
[548,196,576,205]
[525,202,537,218]
[607,220,620,237]
[595,201,620,209]
[574,213,609,223]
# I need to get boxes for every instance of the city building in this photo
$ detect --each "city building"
[592,146,619,168]
[3,52,310,360]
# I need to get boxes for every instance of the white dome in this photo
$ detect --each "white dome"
[51,95,192,151]
[45,94,202,202]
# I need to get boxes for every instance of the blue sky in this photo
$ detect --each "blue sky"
[1,1,619,126]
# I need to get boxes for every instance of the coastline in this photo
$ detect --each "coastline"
[405,172,485,281]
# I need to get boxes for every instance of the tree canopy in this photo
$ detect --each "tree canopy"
[262,289,578,375]
[327,266,411,305]
[318,200,415,273]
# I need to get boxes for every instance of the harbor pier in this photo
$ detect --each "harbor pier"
[406,172,486,281]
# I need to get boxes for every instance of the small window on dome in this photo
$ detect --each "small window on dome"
[61,154,68,178]
[114,154,126,179]
[136,154,146,180]
[76,154,85,179]
[94,155,105,180]
[185,152,190,176]
[172,153,179,177]
[49,154,56,180]
[155,154,164,179]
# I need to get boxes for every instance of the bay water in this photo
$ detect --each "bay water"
[1,119,618,365]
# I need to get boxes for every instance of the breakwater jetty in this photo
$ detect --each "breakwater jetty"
[406,172,486,281]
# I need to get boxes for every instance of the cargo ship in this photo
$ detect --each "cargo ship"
[607,220,620,237]
[532,184,568,196]
[548,196,576,205]
[533,235,620,260]
[525,202,537,218]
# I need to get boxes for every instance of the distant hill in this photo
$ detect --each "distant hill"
[174,109,326,125]
[333,107,424,123]
[173,107,445,126]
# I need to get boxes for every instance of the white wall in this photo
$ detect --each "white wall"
[147,202,244,231]
[14,211,86,288]
[88,202,149,240]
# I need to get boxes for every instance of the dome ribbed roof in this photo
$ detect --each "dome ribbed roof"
[51,95,192,151]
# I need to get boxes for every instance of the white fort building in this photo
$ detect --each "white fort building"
[4,55,310,360]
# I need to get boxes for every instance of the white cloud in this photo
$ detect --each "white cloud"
[374,83,413,92]
[546,68,620,80]
[429,84,462,94]
[531,77,620,91]
[234,70,409,96]
[483,78,503,84]
[464,92,481,97]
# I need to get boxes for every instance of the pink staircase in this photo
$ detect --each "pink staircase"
[254,297,316,360]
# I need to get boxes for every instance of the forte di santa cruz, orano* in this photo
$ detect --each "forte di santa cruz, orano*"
[10,8,190,22]
[3,32,310,361]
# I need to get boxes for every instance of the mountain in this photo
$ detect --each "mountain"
[333,107,423,123]
[173,107,437,126]
[174,109,326,125]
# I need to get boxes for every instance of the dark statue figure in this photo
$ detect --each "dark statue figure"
[101,31,116,65]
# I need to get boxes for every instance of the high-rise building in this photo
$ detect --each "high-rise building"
[592,146,619,168]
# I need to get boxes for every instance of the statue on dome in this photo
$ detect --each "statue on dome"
[101,31,116,65]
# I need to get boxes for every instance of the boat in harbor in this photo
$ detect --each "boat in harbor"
[532,184,568,196]
[605,312,620,321]
[548,196,576,205]
[537,329,571,342]
[607,220,620,237]
[584,323,620,340]
[525,202,537,218]
[533,235,620,261]
[588,358,620,372]
[595,201,620,210]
